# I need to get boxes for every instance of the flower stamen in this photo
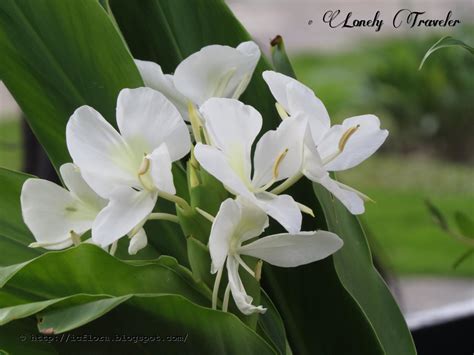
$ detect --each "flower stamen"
[275,102,289,120]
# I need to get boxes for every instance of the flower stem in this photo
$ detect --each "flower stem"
[148,213,179,224]
[109,241,118,256]
[222,283,231,312]
[212,266,224,310]
[195,207,215,223]
[157,189,192,212]
[270,171,303,195]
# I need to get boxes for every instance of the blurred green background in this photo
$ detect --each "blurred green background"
[0,29,473,276]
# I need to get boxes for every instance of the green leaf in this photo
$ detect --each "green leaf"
[314,183,415,354]
[0,168,42,266]
[0,0,143,168]
[419,36,474,70]
[257,291,288,355]
[0,318,57,354]
[37,294,276,354]
[426,199,449,231]
[108,0,278,132]
[0,244,210,308]
[454,211,474,238]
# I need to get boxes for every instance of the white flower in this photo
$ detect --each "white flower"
[135,41,260,121]
[20,163,107,250]
[194,98,307,233]
[66,87,191,247]
[263,71,389,214]
[210,197,343,315]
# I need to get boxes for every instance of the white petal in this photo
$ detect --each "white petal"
[194,143,254,199]
[92,188,157,247]
[255,192,302,234]
[208,199,240,273]
[116,87,191,161]
[59,163,107,209]
[318,115,388,171]
[286,82,330,144]
[128,228,148,255]
[200,98,261,183]
[263,71,331,144]
[66,106,138,197]
[252,115,306,188]
[239,231,343,267]
[315,173,365,215]
[262,70,294,110]
[235,196,269,242]
[226,256,266,315]
[21,179,96,249]
[134,59,189,120]
[174,42,261,105]
[148,144,175,195]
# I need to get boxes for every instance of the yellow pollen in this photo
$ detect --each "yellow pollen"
[338,125,360,152]
[272,148,289,179]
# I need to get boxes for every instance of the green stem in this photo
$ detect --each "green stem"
[148,212,179,224]
[270,172,303,195]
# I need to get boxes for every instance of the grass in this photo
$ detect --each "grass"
[338,155,474,277]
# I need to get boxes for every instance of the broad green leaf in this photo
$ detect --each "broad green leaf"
[0,0,143,168]
[454,211,474,238]
[257,291,288,355]
[0,244,210,308]
[419,36,474,70]
[37,294,276,354]
[270,37,415,354]
[0,168,42,266]
[0,318,57,354]
[108,0,278,132]
[426,199,450,231]
[314,183,415,354]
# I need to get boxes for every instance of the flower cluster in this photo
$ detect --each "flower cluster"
[20,41,388,314]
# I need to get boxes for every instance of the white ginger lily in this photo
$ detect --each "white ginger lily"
[20,163,107,250]
[66,87,191,248]
[210,197,343,315]
[134,41,260,121]
[194,98,308,234]
[263,71,389,214]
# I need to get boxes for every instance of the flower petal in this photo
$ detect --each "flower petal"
[200,98,261,183]
[128,228,148,255]
[255,192,302,234]
[134,59,189,120]
[239,231,343,267]
[235,196,269,243]
[174,41,260,105]
[318,115,388,171]
[59,163,107,209]
[286,82,330,144]
[262,70,294,110]
[92,188,157,247]
[66,106,138,197]
[208,199,241,273]
[21,179,95,249]
[148,144,175,195]
[226,256,266,315]
[116,87,191,161]
[194,143,254,199]
[314,173,364,214]
[252,115,306,188]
